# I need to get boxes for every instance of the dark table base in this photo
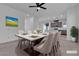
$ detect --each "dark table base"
[24,48,40,56]
[24,37,44,56]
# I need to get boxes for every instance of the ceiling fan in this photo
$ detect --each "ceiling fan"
[29,3,47,12]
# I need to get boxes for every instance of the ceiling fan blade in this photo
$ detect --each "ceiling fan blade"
[36,3,40,7]
[39,3,45,6]
[40,7,47,9]
[29,6,37,7]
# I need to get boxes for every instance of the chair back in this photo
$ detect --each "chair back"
[50,32,60,55]
[53,32,60,44]
[39,32,57,54]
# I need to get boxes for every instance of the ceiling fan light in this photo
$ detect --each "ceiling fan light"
[37,7,40,10]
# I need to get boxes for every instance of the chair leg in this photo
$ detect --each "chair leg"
[18,41,20,47]
[45,54,50,56]
[24,41,26,45]
[55,45,58,55]
[20,41,22,49]
[49,52,52,56]
[41,54,46,56]
[18,40,22,49]
[52,46,55,56]
[53,45,57,56]
[45,54,47,56]
[18,41,20,48]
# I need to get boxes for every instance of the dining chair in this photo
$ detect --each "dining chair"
[18,30,28,49]
[33,32,57,56]
[55,32,61,55]
[51,32,60,56]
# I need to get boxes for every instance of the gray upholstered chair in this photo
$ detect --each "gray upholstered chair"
[51,32,60,56]
[34,32,57,56]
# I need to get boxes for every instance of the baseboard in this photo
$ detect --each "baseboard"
[0,40,18,45]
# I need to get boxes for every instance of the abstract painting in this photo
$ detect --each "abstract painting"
[6,16,18,27]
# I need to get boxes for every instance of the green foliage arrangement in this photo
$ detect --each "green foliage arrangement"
[70,26,78,42]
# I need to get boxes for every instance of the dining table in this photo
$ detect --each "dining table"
[16,33,48,41]
[15,33,48,55]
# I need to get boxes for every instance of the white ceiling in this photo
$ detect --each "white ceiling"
[2,3,79,18]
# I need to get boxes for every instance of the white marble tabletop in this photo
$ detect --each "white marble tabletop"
[16,33,48,41]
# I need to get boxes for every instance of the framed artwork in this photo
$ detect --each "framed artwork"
[6,16,18,27]
[58,22,62,27]
[51,22,62,27]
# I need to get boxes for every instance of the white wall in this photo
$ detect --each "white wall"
[0,4,26,43]
[67,6,78,41]
[76,6,79,41]
[25,16,34,32]
[33,17,67,32]
[33,18,50,31]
